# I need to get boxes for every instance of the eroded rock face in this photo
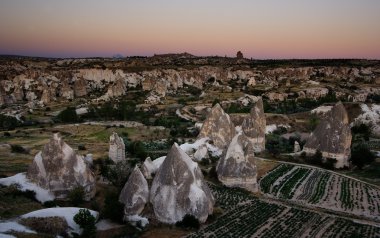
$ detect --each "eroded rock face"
[26,133,96,199]
[73,78,87,97]
[197,104,235,150]
[150,143,214,224]
[303,102,352,168]
[294,141,301,153]
[216,134,258,192]
[119,167,149,217]
[242,98,266,152]
[108,132,125,163]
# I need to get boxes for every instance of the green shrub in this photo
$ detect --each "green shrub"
[351,144,376,169]
[175,214,200,229]
[73,209,96,238]
[56,107,79,123]
[10,144,29,154]
[0,114,20,130]
[102,190,124,223]
[69,186,85,206]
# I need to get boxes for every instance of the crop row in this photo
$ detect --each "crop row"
[187,199,380,237]
[259,164,380,221]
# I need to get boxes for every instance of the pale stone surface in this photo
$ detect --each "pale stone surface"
[303,102,352,168]
[119,167,149,217]
[294,141,301,153]
[150,143,214,224]
[108,132,125,163]
[216,133,258,192]
[26,133,96,199]
[197,104,235,150]
[242,98,266,152]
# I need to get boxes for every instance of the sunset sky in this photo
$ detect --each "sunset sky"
[0,0,379,59]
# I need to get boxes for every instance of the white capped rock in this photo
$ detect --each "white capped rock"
[150,143,214,224]
[26,133,96,200]
[108,132,125,163]
[217,134,258,192]
[119,167,149,217]
[197,104,235,150]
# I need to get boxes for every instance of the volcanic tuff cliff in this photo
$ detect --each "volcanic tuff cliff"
[1,57,379,109]
[197,104,236,150]
[303,102,352,168]
[150,143,214,224]
[241,97,266,152]
[119,166,149,218]
[217,133,258,192]
[26,133,96,199]
[109,132,125,163]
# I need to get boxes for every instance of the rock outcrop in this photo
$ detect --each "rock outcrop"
[242,98,266,152]
[216,134,258,192]
[303,102,352,168]
[197,104,235,150]
[108,132,125,163]
[294,141,301,153]
[26,133,96,199]
[119,167,149,218]
[150,143,214,224]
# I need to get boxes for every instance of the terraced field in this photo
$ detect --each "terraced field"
[187,183,380,238]
[260,164,380,221]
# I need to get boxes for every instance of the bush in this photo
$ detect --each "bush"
[105,161,132,188]
[20,216,68,236]
[0,114,20,130]
[73,209,96,238]
[175,214,200,229]
[69,186,85,206]
[126,141,147,160]
[351,144,376,169]
[56,107,79,123]
[78,145,87,151]
[10,144,29,154]
[102,190,124,223]
[43,200,58,208]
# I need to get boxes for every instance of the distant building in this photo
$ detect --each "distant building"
[236,51,244,59]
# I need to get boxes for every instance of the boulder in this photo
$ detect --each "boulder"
[150,143,214,224]
[294,141,301,153]
[119,167,149,217]
[108,132,125,163]
[197,104,235,150]
[303,102,352,168]
[26,133,96,199]
[216,134,258,192]
[242,98,266,152]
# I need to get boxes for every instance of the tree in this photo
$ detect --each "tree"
[175,214,200,229]
[56,107,79,123]
[69,186,85,206]
[350,144,376,169]
[73,209,96,238]
[102,190,124,223]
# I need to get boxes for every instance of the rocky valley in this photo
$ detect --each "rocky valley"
[0,55,380,237]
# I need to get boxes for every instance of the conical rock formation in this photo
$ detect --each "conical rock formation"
[216,133,258,192]
[150,143,214,224]
[197,103,235,150]
[109,132,125,162]
[242,98,266,152]
[26,133,96,199]
[119,167,149,217]
[303,102,352,168]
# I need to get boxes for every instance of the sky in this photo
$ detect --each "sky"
[0,0,379,59]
